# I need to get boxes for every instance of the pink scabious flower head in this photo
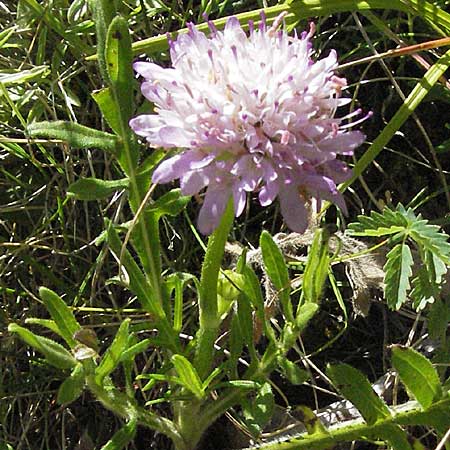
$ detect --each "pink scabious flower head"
[130,13,367,234]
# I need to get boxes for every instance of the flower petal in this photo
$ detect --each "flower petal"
[279,185,309,233]
[197,186,232,235]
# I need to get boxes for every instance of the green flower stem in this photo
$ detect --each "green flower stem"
[341,48,450,193]
[85,373,187,450]
[197,389,243,432]
[176,390,244,450]
[194,199,235,380]
[253,396,450,450]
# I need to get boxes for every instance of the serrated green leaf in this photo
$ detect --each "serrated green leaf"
[171,354,204,399]
[243,382,274,437]
[260,231,291,320]
[8,323,77,369]
[327,363,391,425]
[100,417,137,450]
[384,243,414,310]
[410,264,439,311]
[391,345,442,409]
[39,287,80,348]
[410,220,450,265]
[147,189,191,218]
[302,228,329,304]
[95,319,130,383]
[348,205,410,237]
[278,358,309,385]
[378,424,413,450]
[68,178,129,201]
[57,363,85,404]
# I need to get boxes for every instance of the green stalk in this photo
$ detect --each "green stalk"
[341,48,450,193]
[194,199,235,380]
[85,373,187,450]
[252,396,450,449]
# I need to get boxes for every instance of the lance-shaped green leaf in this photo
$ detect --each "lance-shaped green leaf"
[391,345,442,409]
[164,272,196,333]
[0,66,50,85]
[100,417,137,450]
[278,358,309,385]
[39,287,80,348]
[27,121,118,152]
[92,87,121,135]
[378,424,413,450]
[67,177,129,201]
[25,318,60,336]
[295,303,319,331]
[105,16,134,124]
[242,382,274,437]
[171,354,204,399]
[57,363,85,404]
[119,338,152,364]
[105,16,139,171]
[146,189,191,218]
[106,223,164,319]
[384,243,414,310]
[87,0,115,83]
[327,363,391,425]
[302,228,330,305]
[8,323,77,369]
[95,319,130,384]
[260,231,292,321]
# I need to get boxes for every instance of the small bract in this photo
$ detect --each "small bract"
[130,14,366,234]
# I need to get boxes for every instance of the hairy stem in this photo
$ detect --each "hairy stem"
[194,199,235,380]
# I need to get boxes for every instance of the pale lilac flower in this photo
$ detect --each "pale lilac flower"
[130,14,366,234]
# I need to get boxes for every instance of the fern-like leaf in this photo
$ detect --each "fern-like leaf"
[384,243,413,310]
[409,220,450,264]
[348,204,450,310]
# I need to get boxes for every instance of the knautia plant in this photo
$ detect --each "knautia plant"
[8,1,450,450]
[130,13,366,234]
